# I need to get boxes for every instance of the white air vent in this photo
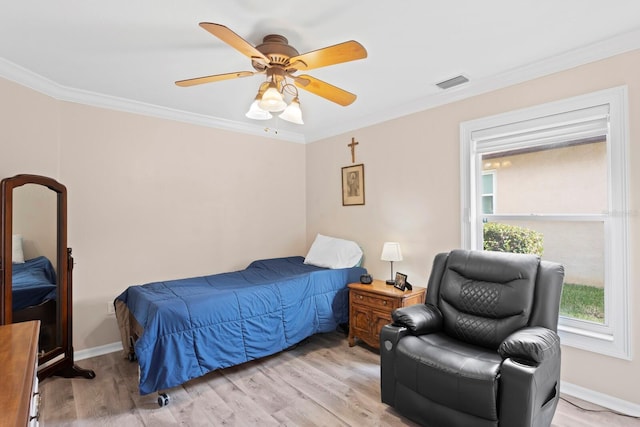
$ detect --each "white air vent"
[436,75,469,89]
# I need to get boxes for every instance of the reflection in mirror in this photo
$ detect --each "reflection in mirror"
[11,184,59,354]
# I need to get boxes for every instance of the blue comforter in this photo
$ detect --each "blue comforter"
[12,256,57,311]
[115,256,365,395]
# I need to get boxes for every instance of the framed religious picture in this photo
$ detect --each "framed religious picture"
[342,164,365,206]
[394,272,408,291]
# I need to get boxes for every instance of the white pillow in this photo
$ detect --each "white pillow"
[304,234,363,269]
[12,234,25,264]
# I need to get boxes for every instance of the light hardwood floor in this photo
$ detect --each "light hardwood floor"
[39,331,640,426]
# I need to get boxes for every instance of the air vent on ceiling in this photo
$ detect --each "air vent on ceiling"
[436,75,469,90]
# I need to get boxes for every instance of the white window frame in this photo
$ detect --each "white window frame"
[460,86,630,360]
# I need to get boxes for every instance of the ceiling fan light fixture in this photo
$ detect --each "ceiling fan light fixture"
[245,99,272,120]
[258,82,287,112]
[176,23,368,126]
[279,97,304,125]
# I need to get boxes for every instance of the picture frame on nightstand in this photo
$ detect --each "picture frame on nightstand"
[394,272,408,291]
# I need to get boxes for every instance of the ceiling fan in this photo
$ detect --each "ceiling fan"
[175,23,367,123]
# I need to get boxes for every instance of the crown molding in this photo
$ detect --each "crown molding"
[2,27,639,144]
[0,58,306,144]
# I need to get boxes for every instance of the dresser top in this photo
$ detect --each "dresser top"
[0,320,40,427]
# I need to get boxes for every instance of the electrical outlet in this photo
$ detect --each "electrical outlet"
[107,301,115,315]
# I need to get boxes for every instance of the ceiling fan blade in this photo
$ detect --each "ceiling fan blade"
[175,71,255,87]
[293,74,357,106]
[287,40,367,71]
[199,22,270,66]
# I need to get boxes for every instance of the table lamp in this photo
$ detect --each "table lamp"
[381,242,403,285]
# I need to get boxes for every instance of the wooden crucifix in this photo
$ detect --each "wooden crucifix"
[347,137,359,163]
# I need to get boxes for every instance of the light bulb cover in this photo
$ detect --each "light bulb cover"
[258,84,287,112]
[245,100,272,120]
[279,97,304,124]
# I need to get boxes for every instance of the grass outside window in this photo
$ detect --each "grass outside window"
[559,283,604,323]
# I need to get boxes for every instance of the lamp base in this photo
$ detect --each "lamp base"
[385,280,396,285]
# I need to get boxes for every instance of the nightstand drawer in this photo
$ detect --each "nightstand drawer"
[351,290,397,310]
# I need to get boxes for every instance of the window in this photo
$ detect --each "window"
[481,171,495,214]
[460,87,630,359]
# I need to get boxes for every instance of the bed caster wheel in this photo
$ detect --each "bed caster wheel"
[127,352,137,362]
[157,393,170,407]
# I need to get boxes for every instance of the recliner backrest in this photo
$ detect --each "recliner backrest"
[435,249,541,349]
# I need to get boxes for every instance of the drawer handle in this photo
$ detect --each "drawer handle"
[358,295,363,300]
[383,300,387,305]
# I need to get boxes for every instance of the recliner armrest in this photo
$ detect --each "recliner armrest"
[498,326,560,364]
[380,324,411,405]
[391,303,443,335]
[499,329,562,426]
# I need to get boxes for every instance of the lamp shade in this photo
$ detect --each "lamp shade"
[381,242,403,262]
[279,97,304,124]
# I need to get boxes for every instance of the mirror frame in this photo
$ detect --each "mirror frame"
[1,174,94,380]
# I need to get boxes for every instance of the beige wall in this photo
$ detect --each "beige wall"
[2,47,639,405]
[1,78,308,350]
[0,77,60,178]
[306,50,640,404]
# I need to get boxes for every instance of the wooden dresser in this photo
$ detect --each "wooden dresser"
[348,280,425,349]
[0,321,40,427]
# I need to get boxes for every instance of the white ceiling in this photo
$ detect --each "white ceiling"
[2,1,640,143]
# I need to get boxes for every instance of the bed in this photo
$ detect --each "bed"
[115,252,366,398]
[12,255,57,311]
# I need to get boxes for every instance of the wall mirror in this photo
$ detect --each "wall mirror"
[1,174,95,380]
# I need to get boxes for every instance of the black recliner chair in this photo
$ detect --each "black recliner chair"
[380,249,564,427]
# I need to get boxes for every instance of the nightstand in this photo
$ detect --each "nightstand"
[348,280,426,349]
